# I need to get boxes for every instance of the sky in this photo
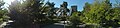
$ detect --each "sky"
[44,0,94,11]
[3,0,117,11]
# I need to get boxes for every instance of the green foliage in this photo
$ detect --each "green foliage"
[0,0,8,22]
[68,12,82,28]
[83,2,91,13]
[8,0,54,27]
[81,0,120,28]
[8,0,57,27]
[3,0,120,28]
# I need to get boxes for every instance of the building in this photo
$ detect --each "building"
[71,5,77,12]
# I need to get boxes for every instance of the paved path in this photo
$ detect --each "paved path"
[0,20,13,28]
[0,22,7,28]
[0,20,86,28]
[41,24,64,28]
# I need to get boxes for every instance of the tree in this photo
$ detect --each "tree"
[69,12,82,28]
[80,0,118,28]
[0,0,8,22]
[7,0,54,28]
[83,2,91,13]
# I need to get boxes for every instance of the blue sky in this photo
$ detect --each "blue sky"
[44,0,94,11]
[3,0,117,11]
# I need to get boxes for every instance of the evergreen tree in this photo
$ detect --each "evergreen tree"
[0,0,8,22]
